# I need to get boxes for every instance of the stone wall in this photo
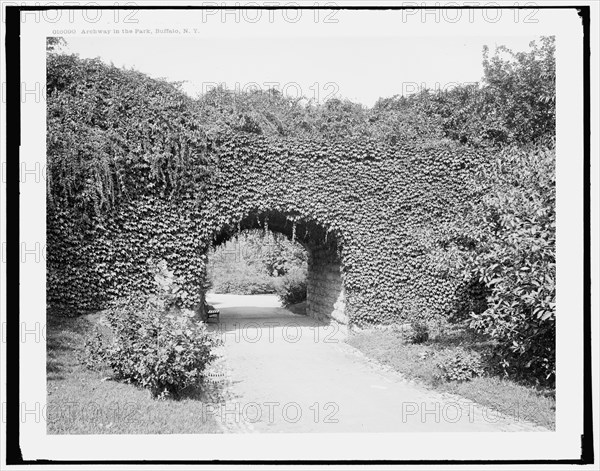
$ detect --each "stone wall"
[306,247,347,329]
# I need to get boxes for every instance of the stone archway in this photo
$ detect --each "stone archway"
[48,128,484,328]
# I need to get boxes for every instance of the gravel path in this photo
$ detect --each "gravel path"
[203,294,548,433]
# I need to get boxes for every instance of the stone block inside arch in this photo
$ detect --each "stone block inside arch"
[306,245,347,327]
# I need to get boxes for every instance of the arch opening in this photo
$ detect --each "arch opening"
[206,210,347,328]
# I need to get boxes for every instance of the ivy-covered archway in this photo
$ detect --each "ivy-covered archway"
[209,208,345,326]
[46,54,487,329]
[48,130,484,330]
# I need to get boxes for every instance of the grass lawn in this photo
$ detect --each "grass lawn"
[47,313,224,434]
[347,328,556,430]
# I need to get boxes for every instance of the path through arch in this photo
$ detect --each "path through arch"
[202,293,547,433]
[207,210,347,332]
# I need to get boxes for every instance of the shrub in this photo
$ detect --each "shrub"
[429,144,555,386]
[273,266,307,307]
[150,258,184,310]
[405,320,430,344]
[465,145,555,384]
[435,348,485,382]
[210,264,274,295]
[207,230,307,295]
[397,300,450,343]
[83,327,106,371]
[84,295,220,399]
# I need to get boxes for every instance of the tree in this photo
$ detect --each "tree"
[437,36,555,148]
[480,36,555,146]
[370,37,555,148]
[46,37,66,52]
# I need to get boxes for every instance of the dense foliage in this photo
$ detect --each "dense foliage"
[209,262,274,295]
[47,53,213,217]
[422,38,556,384]
[194,38,555,150]
[435,348,485,383]
[405,319,430,344]
[203,132,483,326]
[85,297,219,399]
[49,37,555,385]
[273,266,308,307]
[48,58,483,322]
[468,146,555,383]
[47,54,214,312]
[84,263,220,398]
[433,144,556,383]
[207,230,307,295]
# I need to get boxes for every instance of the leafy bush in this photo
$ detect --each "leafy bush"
[83,327,106,370]
[208,230,308,294]
[84,295,220,399]
[468,145,555,385]
[435,348,485,382]
[405,320,430,344]
[150,259,184,310]
[273,267,307,307]
[207,230,308,295]
[211,268,274,295]
[395,299,450,343]
[250,231,308,277]
[433,144,555,385]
